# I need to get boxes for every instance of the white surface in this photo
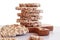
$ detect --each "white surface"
[12,27,60,40]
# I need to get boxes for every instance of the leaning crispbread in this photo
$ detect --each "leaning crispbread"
[0,24,29,37]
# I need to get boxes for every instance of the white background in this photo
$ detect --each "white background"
[0,0,60,26]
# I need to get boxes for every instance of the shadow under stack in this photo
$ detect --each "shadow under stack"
[16,3,42,27]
